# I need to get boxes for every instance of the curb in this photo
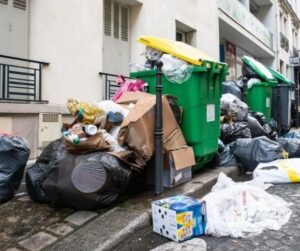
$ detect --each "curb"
[46,166,240,251]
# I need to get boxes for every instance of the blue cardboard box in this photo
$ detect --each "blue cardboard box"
[152,195,206,242]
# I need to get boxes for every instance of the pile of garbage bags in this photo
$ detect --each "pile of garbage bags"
[218,92,291,170]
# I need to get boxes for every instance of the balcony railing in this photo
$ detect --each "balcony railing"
[99,72,137,100]
[0,55,49,102]
[218,0,273,49]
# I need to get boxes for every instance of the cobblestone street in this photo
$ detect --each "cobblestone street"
[120,182,300,251]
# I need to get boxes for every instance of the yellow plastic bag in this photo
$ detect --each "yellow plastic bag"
[67,99,105,124]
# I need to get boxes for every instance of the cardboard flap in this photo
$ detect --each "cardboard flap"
[171,147,196,170]
[116,92,155,104]
[120,96,155,127]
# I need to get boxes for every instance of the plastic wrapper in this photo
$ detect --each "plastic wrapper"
[220,122,251,144]
[111,76,145,102]
[254,158,300,183]
[222,80,242,100]
[100,129,127,152]
[283,131,300,139]
[26,138,67,203]
[218,144,237,167]
[221,94,248,121]
[232,136,285,171]
[67,98,106,124]
[0,135,30,203]
[277,137,300,158]
[160,54,193,84]
[42,152,132,210]
[204,173,292,238]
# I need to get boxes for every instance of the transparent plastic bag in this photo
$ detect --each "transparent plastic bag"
[160,54,193,84]
[204,173,292,238]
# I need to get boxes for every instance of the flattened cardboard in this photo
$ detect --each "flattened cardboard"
[117,92,185,161]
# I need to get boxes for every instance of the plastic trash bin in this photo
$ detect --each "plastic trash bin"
[131,61,227,171]
[267,67,294,135]
[242,56,278,123]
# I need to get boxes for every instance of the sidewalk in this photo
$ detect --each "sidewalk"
[1,165,240,251]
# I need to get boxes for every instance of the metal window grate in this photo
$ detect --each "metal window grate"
[121,6,129,41]
[42,114,59,123]
[104,0,112,36]
[113,2,119,39]
[13,0,26,10]
[0,0,8,5]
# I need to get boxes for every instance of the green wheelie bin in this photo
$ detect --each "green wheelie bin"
[242,56,277,123]
[131,60,227,171]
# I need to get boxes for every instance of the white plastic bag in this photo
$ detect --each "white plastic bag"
[98,100,129,117]
[160,54,193,84]
[254,158,300,184]
[204,173,292,238]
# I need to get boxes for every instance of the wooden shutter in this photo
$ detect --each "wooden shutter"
[121,6,128,41]
[104,0,112,36]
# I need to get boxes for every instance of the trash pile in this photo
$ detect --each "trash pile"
[23,89,195,210]
[152,172,292,241]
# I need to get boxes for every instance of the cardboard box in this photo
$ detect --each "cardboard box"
[152,195,206,242]
[117,92,187,162]
[146,147,195,188]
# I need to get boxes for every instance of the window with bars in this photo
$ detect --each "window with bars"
[0,0,8,4]
[13,0,26,10]
[104,0,129,42]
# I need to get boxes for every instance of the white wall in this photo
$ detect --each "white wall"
[0,0,29,58]
[130,0,220,65]
[29,0,103,105]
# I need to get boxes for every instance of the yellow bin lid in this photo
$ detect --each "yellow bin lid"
[137,35,214,66]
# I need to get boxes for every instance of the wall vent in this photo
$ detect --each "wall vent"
[13,0,26,10]
[0,0,8,5]
[42,113,59,123]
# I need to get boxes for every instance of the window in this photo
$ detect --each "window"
[175,20,196,46]
[13,0,26,10]
[176,31,186,43]
[280,60,284,75]
[104,0,129,42]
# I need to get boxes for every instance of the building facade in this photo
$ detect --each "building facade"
[0,0,299,158]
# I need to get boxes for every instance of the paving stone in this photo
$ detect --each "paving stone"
[150,238,207,251]
[18,232,57,251]
[47,223,73,236]
[7,216,19,223]
[65,211,97,226]
[17,196,31,202]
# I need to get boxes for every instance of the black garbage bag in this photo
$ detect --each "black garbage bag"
[247,115,268,138]
[166,95,182,125]
[218,139,225,153]
[220,122,251,144]
[42,152,132,210]
[218,144,237,167]
[222,81,242,100]
[26,138,67,203]
[242,63,261,79]
[232,136,284,171]
[0,135,30,203]
[277,137,300,158]
[268,118,278,133]
[221,94,248,121]
[250,112,266,126]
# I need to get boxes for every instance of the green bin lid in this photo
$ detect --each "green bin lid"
[242,56,276,83]
[266,66,292,84]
